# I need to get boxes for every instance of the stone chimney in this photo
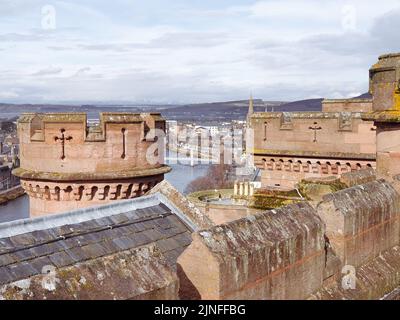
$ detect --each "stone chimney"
[362,53,400,181]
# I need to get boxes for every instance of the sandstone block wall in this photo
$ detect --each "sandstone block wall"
[17,113,166,174]
[316,180,400,268]
[178,202,326,300]
[257,157,375,189]
[322,99,372,112]
[251,112,376,188]
[251,112,376,157]
[13,112,170,216]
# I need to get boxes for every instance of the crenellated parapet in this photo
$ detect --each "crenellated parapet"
[249,110,376,188]
[13,112,171,217]
[17,112,166,173]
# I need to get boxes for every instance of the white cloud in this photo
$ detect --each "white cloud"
[0,91,19,99]
[0,0,400,103]
[31,67,63,76]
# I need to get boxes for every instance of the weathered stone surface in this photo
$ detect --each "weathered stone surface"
[298,177,347,201]
[251,109,376,189]
[14,112,170,216]
[178,202,326,300]
[362,53,400,182]
[316,180,400,267]
[0,244,179,300]
[339,168,376,187]
[310,246,400,300]
[148,180,215,230]
[0,186,25,206]
[322,98,372,113]
[0,193,194,294]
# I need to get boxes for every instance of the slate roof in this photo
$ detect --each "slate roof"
[0,193,195,287]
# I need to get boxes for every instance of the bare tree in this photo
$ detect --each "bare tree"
[185,163,233,194]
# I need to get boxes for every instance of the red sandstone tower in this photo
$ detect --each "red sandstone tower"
[13,112,171,217]
[363,53,400,181]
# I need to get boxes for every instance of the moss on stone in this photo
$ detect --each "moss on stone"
[248,195,297,210]
[297,178,347,201]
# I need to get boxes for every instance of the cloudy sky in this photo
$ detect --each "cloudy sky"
[1,0,400,104]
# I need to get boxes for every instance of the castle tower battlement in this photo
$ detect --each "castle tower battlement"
[362,53,400,181]
[13,112,171,217]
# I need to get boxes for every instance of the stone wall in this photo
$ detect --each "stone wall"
[13,112,170,216]
[339,167,376,187]
[322,99,372,112]
[251,112,376,157]
[17,113,166,174]
[250,112,376,188]
[178,202,326,300]
[177,178,400,300]
[256,156,375,189]
[148,180,215,230]
[316,180,400,268]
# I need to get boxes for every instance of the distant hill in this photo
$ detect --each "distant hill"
[271,92,372,112]
[0,93,372,123]
[351,92,372,99]
[160,99,285,123]
[272,98,324,112]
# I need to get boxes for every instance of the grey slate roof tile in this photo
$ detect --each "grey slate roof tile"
[109,214,130,224]
[132,221,150,232]
[13,248,36,262]
[80,243,109,259]
[30,244,55,257]
[67,247,89,262]
[156,237,181,253]
[155,218,174,229]
[107,227,125,238]
[30,230,55,242]
[123,211,139,220]
[49,251,75,268]
[8,261,38,280]
[0,267,14,285]
[0,254,18,267]
[9,233,36,247]
[131,232,151,247]
[111,236,135,251]
[144,228,164,242]
[0,238,13,250]
[0,201,194,286]
[173,232,192,247]
[99,240,120,255]
[29,256,53,273]
[95,217,114,227]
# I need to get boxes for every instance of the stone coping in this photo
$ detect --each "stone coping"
[18,112,164,124]
[252,149,376,160]
[362,110,400,123]
[379,52,400,59]
[322,98,372,103]
[251,111,363,119]
[12,165,171,182]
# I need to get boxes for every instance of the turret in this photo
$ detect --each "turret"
[13,112,171,217]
